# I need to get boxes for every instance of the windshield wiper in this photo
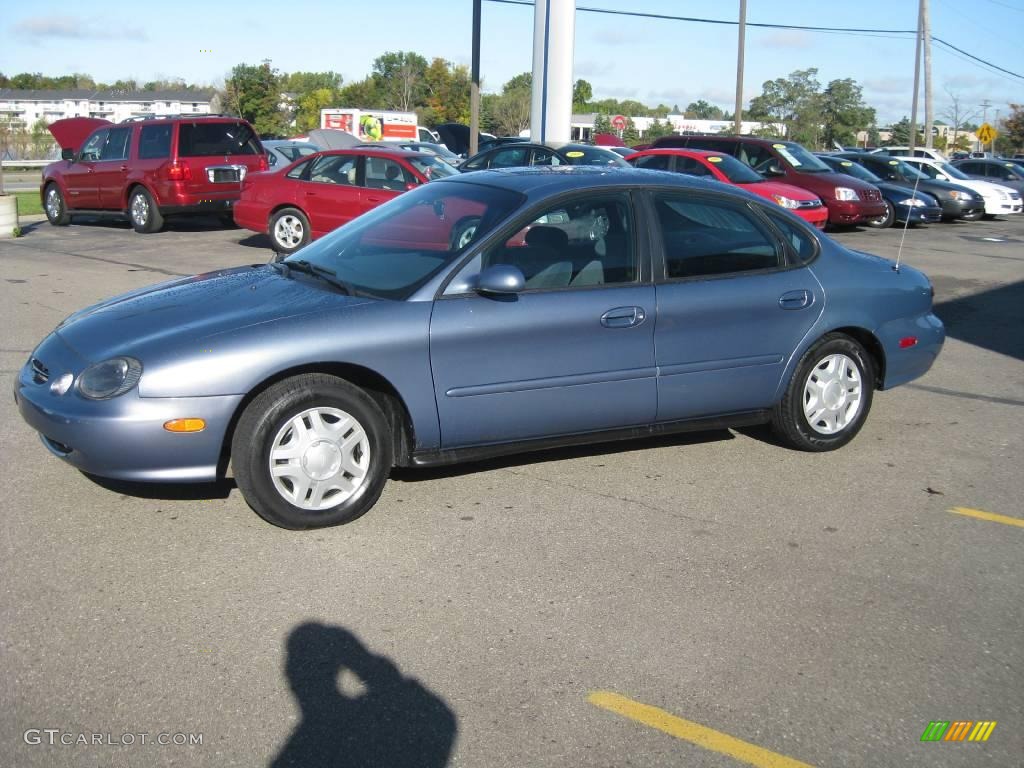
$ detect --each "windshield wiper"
[285,259,356,296]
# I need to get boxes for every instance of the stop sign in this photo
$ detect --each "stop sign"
[611,114,627,131]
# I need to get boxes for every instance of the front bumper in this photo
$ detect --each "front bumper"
[895,203,943,224]
[14,338,242,482]
[825,198,887,225]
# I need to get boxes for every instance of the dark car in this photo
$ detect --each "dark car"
[460,142,630,171]
[951,158,1024,195]
[833,153,984,221]
[650,134,887,227]
[816,154,942,228]
[233,148,460,254]
[42,115,268,233]
[16,167,944,529]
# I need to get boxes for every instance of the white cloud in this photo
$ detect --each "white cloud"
[13,16,148,41]
[754,29,814,50]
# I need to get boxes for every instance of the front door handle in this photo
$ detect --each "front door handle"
[779,289,812,310]
[365,196,384,203]
[601,306,646,328]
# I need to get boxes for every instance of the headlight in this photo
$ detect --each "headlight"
[78,357,143,400]
[834,187,860,201]
[997,189,1008,199]
[771,194,799,209]
[955,191,973,201]
[898,198,926,207]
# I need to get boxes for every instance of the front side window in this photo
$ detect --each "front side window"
[100,127,131,161]
[139,124,172,159]
[654,194,781,279]
[450,194,636,293]
[531,147,562,166]
[309,154,357,185]
[489,147,529,168]
[79,129,108,161]
[364,157,412,190]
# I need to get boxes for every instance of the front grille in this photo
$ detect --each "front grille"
[862,188,882,202]
[30,357,49,384]
[797,199,823,209]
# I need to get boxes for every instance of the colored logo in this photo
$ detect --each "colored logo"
[921,721,996,742]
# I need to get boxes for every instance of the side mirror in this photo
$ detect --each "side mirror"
[61,148,75,161]
[476,264,525,295]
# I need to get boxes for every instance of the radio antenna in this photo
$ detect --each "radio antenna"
[894,159,924,272]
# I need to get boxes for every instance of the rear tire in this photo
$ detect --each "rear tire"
[771,334,874,452]
[44,183,71,226]
[270,208,311,255]
[232,374,393,530]
[128,187,164,233]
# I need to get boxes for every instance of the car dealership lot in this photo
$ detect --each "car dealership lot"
[1,216,1021,766]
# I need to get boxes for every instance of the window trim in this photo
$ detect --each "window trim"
[642,187,796,284]
[437,188,647,299]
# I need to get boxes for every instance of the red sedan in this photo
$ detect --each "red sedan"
[628,148,829,229]
[234,148,459,254]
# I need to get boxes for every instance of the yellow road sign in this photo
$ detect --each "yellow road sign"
[977,122,997,144]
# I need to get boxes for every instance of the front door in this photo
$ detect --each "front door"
[63,128,107,209]
[429,191,657,448]
[95,126,132,209]
[649,191,823,421]
[302,153,362,237]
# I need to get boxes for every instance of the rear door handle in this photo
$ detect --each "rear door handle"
[601,306,646,328]
[120,165,128,172]
[779,290,812,310]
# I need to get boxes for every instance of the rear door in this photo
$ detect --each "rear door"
[648,190,823,421]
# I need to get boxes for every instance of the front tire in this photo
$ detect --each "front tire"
[232,374,393,529]
[128,187,164,233]
[864,201,894,229]
[449,216,481,250]
[44,183,71,226]
[960,209,984,222]
[771,334,875,451]
[270,208,311,255]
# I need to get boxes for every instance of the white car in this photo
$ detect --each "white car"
[898,157,1022,217]
[872,146,948,163]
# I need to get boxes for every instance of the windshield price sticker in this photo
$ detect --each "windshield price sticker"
[708,156,723,163]
[775,147,802,167]
[566,151,585,158]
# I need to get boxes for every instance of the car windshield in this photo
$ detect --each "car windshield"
[829,158,882,183]
[562,147,631,167]
[282,181,524,300]
[408,155,459,179]
[776,142,832,172]
[933,162,970,180]
[710,154,766,184]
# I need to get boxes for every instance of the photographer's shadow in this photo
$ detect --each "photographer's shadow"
[270,622,457,768]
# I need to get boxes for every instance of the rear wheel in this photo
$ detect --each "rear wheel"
[128,187,164,233]
[771,334,874,452]
[270,208,311,255]
[864,201,894,229]
[232,374,393,529]
[44,183,71,226]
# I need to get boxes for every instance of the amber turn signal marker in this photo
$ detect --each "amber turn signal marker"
[164,418,206,433]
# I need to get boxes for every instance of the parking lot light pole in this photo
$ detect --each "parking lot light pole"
[470,0,481,157]
[733,0,746,136]
[909,0,923,154]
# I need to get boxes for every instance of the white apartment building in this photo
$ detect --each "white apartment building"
[0,89,218,130]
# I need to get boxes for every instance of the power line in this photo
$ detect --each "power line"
[483,0,1024,81]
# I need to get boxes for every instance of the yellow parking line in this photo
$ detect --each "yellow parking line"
[588,691,816,768]
[949,507,1024,528]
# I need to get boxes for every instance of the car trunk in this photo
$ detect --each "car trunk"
[173,121,266,197]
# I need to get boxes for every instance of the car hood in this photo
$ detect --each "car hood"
[945,178,1014,198]
[55,265,372,361]
[743,180,820,201]
[873,181,937,203]
[47,116,112,151]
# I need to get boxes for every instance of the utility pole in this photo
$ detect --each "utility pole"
[909,2,923,153]
[733,0,746,135]
[922,0,933,148]
[470,0,481,156]
[980,99,992,153]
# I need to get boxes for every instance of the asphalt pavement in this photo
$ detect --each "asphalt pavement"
[1,211,1021,767]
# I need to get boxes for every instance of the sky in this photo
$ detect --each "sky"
[2,0,1022,125]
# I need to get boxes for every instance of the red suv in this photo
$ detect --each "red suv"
[42,115,268,233]
[650,135,886,227]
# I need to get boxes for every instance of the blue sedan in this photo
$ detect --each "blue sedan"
[15,168,945,529]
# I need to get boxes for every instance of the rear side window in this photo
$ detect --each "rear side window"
[676,157,712,177]
[177,122,261,157]
[684,138,735,155]
[764,210,818,265]
[139,124,172,159]
[286,159,313,179]
[634,154,670,171]
[654,194,781,279]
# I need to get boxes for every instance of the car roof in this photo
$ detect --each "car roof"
[632,148,728,158]
[435,165,763,202]
[314,147,428,159]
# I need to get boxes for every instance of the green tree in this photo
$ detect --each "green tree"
[622,116,640,145]
[747,68,822,146]
[820,78,875,149]
[338,77,382,108]
[1001,104,1024,152]
[643,117,676,143]
[685,100,724,120]
[283,71,344,131]
[572,79,592,111]
[372,51,429,111]
[593,114,612,136]
[421,58,471,125]
[224,61,287,136]
[503,72,532,94]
